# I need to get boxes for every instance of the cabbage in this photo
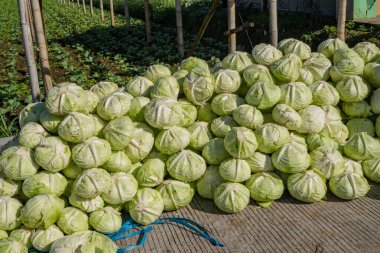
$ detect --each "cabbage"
[317,38,348,59]
[342,101,372,118]
[72,137,112,168]
[353,42,379,63]
[370,88,380,113]
[150,76,179,99]
[129,188,164,225]
[9,227,33,248]
[197,103,218,123]
[279,82,312,110]
[219,158,251,182]
[72,168,112,198]
[166,150,206,182]
[134,159,165,188]
[289,132,308,147]
[272,142,310,173]
[255,123,289,154]
[39,109,63,134]
[329,172,369,199]
[183,68,215,105]
[180,57,209,72]
[245,82,281,110]
[0,174,19,197]
[69,193,104,213]
[251,43,282,65]
[128,97,150,122]
[0,238,27,253]
[144,98,183,129]
[125,76,154,97]
[19,102,45,128]
[210,116,238,137]
[178,99,197,127]
[363,62,380,88]
[0,146,39,180]
[221,51,254,72]
[269,54,302,82]
[330,48,365,83]
[155,127,190,155]
[82,90,99,114]
[321,120,349,145]
[272,104,302,130]
[310,146,345,180]
[187,122,214,151]
[0,197,22,230]
[344,132,380,161]
[245,172,284,207]
[278,38,311,60]
[102,151,132,173]
[18,123,48,148]
[88,114,106,137]
[101,172,138,204]
[96,91,133,121]
[306,133,339,151]
[172,70,188,94]
[303,56,332,81]
[0,230,7,239]
[342,158,363,175]
[57,207,89,234]
[31,225,64,251]
[297,105,326,134]
[196,166,226,199]
[157,180,195,211]
[309,81,340,106]
[336,76,371,102]
[245,152,274,173]
[58,112,95,143]
[89,207,122,234]
[125,123,155,163]
[232,104,263,130]
[224,127,258,158]
[103,116,135,150]
[22,172,68,198]
[322,105,343,123]
[346,118,375,138]
[287,170,327,203]
[377,116,380,137]
[213,69,241,93]
[211,93,245,116]
[62,161,84,179]
[214,183,250,213]
[144,64,171,83]
[297,68,314,85]
[90,81,119,100]
[362,157,380,183]
[202,138,231,165]
[242,64,275,86]
[45,85,87,116]
[20,194,64,228]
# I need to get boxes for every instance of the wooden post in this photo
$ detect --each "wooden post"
[175,0,184,57]
[227,0,236,52]
[100,0,104,22]
[269,0,278,47]
[110,0,115,27]
[144,0,152,43]
[18,0,40,102]
[90,0,94,16]
[31,0,53,92]
[124,0,131,32]
[82,0,86,13]
[337,0,346,41]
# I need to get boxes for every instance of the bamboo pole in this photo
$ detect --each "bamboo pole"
[18,0,40,102]
[31,0,53,92]
[269,0,278,47]
[100,0,104,22]
[82,0,86,13]
[175,0,184,57]
[110,0,115,27]
[144,0,152,43]
[124,0,131,32]
[26,0,36,43]
[227,0,236,52]
[90,0,94,16]
[337,0,346,41]
[77,0,80,7]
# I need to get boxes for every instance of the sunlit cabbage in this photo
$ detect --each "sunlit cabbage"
[57,207,89,235]
[214,183,250,213]
[278,38,311,60]
[89,207,122,234]
[353,41,379,63]
[335,76,370,104]
[197,103,218,123]
[344,132,380,161]
[144,98,183,129]
[102,151,132,173]
[72,137,111,168]
[0,231,7,239]
[0,174,19,197]
[90,81,119,100]
[329,171,369,200]
[342,101,372,117]
[346,118,375,138]
[363,61,380,88]
[102,173,137,204]
[219,158,251,182]
[330,48,365,83]
[178,99,197,127]
[81,90,99,114]
[213,69,241,94]
[224,127,258,158]
[279,82,312,110]
[157,180,194,211]
[143,148,169,163]
[0,238,27,253]
[58,112,95,143]
[202,138,230,165]
[272,104,302,131]
[0,146,39,180]
[371,88,380,114]
[245,172,284,208]
[46,85,87,116]
[297,105,326,134]
[297,68,314,85]
[321,120,349,145]
[61,161,84,179]
[270,54,302,82]
[20,194,64,228]
[144,64,171,83]
[31,225,64,252]
[232,104,263,130]
[255,123,289,154]
[242,64,275,87]
[289,132,308,146]
[18,122,48,149]
[34,137,71,172]
[69,193,104,213]
[0,197,22,230]
[317,38,348,59]
[183,68,215,105]
[88,114,106,138]
[245,82,281,110]
[97,91,133,121]
[310,146,344,180]
[125,76,154,97]
[129,188,164,225]
[22,172,67,198]
[19,102,45,128]
[125,122,155,163]
[172,69,188,94]
[322,105,343,123]
[155,127,190,155]
[245,152,274,173]
[342,158,363,175]
[187,122,213,151]
[287,170,327,203]
[39,109,63,134]
[102,116,135,151]
[272,142,310,173]
[134,159,165,188]
[180,56,209,72]
[211,93,245,116]
[150,76,179,99]
[196,166,226,199]
[166,150,206,182]
[362,157,380,183]
[251,43,282,65]
[128,97,150,122]
[221,51,254,72]
[303,56,332,81]
[73,168,111,198]
[309,81,340,106]
[306,133,339,151]
[9,227,33,248]
[210,116,238,137]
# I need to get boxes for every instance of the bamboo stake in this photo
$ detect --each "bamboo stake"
[124,0,131,32]
[18,0,40,102]
[110,0,115,27]
[90,0,94,16]
[144,0,152,43]
[100,0,104,22]
[175,0,184,57]
[337,0,346,41]
[31,0,53,92]
[26,0,36,43]
[227,0,236,52]
[269,0,278,47]
[82,0,86,13]
[77,0,80,7]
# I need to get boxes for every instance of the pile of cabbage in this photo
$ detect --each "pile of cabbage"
[1,38,380,252]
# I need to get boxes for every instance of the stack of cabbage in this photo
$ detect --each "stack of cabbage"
[1,38,380,252]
